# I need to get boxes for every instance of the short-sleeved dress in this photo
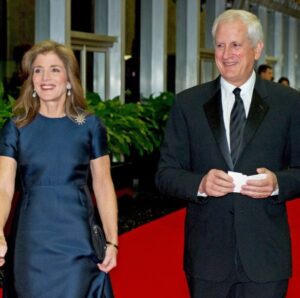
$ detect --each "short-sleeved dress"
[0,113,114,298]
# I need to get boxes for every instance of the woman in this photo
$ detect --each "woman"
[0,40,118,297]
[278,76,290,87]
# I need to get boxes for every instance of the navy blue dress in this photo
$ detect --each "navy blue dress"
[0,114,114,298]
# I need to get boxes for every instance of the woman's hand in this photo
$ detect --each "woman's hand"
[97,244,118,273]
[91,155,118,274]
[0,234,7,267]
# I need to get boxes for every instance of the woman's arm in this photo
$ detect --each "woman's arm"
[0,156,17,266]
[90,155,118,273]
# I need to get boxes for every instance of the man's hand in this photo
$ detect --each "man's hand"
[199,169,234,197]
[241,168,278,199]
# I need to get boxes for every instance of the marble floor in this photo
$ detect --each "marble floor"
[118,188,186,234]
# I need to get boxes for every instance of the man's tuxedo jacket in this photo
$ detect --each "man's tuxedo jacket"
[156,76,300,283]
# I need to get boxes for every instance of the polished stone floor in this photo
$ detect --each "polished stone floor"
[118,189,186,234]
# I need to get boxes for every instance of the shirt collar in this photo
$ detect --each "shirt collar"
[220,70,256,95]
[220,70,256,116]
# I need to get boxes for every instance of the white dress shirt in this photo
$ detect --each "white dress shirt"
[198,71,278,196]
[221,71,256,151]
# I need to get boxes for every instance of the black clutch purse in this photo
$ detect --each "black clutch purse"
[84,185,107,263]
[91,223,107,263]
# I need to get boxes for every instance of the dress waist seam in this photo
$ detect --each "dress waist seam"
[22,183,88,191]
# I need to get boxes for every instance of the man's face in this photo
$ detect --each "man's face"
[260,68,273,81]
[214,20,263,86]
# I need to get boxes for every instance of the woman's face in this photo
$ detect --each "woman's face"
[32,52,69,104]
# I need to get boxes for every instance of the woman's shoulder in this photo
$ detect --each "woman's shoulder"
[80,113,106,131]
[85,113,98,121]
[85,113,104,124]
[1,117,18,131]
[0,117,19,144]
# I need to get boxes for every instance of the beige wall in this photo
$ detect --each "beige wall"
[125,0,182,57]
[167,0,176,55]
[125,0,135,55]
[5,0,34,80]
[6,0,35,60]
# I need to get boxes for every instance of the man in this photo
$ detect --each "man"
[257,64,273,81]
[156,9,300,298]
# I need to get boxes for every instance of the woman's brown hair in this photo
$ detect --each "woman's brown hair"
[13,40,88,127]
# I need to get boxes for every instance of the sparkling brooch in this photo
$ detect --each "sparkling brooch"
[74,114,86,125]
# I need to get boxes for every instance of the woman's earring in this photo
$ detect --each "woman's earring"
[32,90,37,98]
[66,83,71,96]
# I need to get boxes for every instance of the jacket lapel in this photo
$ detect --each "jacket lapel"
[204,89,233,170]
[239,88,269,158]
[203,78,269,169]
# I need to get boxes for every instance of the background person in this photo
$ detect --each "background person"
[0,40,118,297]
[278,76,290,87]
[257,63,273,81]
[156,9,300,298]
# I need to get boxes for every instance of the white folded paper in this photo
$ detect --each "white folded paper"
[228,171,267,193]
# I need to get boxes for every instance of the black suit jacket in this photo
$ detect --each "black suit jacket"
[156,76,300,282]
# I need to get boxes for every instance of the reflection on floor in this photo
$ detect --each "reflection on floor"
[118,189,186,234]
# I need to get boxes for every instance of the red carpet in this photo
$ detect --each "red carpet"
[110,200,300,298]
[110,208,189,298]
[1,200,300,297]
[286,199,300,297]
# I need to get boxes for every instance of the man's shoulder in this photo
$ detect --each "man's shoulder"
[256,79,300,105]
[176,79,219,104]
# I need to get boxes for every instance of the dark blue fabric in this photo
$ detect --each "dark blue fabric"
[0,114,113,298]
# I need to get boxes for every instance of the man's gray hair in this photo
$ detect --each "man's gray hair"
[212,9,264,47]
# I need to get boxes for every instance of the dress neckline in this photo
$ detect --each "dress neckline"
[38,113,67,120]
